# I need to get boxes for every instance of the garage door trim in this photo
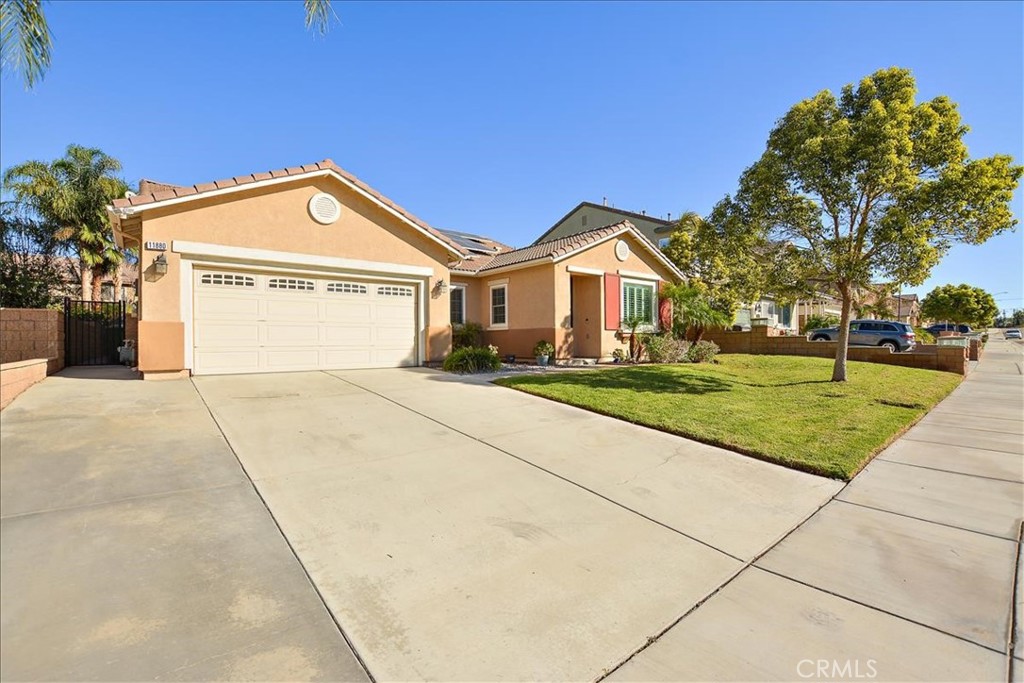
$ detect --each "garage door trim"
[176,245,430,373]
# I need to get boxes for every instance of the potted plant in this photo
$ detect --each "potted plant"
[533,340,555,366]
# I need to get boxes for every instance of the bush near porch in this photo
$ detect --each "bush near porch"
[495,355,961,479]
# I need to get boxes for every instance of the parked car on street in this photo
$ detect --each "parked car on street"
[808,319,916,352]
[926,323,973,336]
[1006,328,1022,339]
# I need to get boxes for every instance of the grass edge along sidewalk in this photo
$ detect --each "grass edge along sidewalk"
[495,355,962,479]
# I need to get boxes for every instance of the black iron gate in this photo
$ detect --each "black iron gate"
[64,299,126,366]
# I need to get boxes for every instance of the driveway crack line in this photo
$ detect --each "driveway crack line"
[189,378,377,683]
[324,372,855,682]
[595,473,851,681]
[833,498,1022,542]
[1006,519,1023,683]
[872,457,1024,484]
[326,372,744,562]
[752,565,1007,657]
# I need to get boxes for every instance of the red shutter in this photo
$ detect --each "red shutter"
[604,274,621,330]
[659,285,673,331]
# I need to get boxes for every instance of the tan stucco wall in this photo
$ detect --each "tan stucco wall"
[459,232,677,361]
[134,176,455,371]
[554,233,676,360]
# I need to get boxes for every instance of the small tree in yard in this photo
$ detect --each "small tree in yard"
[0,202,66,308]
[920,284,998,329]
[660,282,731,342]
[663,210,777,331]
[724,67,1020,381]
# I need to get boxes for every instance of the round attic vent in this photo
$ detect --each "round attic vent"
[308,192,341,225]
[614,239,630,262]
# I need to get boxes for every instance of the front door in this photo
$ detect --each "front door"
[570,275,602,358]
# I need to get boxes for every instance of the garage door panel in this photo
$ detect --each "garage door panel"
[375,304,415,323]
[194,350,261,374]
[264,323,322,346]
[194,322,261,346]
[376,326,416,345]
[264,298,320,321]
[323,348,375,366]
[264,349,322,368]
[195,295,260,320]
[193,268,419,375]
[324,301,373,322]
[323,325,373,346]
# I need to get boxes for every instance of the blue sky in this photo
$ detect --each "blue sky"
[2,1,1022,310]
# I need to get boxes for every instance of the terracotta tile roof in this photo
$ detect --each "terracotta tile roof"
[137,179,186,195]
[451,220,685,280]
[481,223,627,271]
[112,159,466,256]
[450,253,498,274]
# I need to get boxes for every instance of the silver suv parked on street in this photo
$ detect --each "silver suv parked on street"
[808,319,916,352]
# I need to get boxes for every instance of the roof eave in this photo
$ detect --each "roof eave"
[109,168,465,260]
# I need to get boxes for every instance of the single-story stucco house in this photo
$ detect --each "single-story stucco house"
[109,160,683,379]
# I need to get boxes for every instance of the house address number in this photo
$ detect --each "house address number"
[145,241,167,251]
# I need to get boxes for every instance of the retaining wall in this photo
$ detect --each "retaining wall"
[702,326,967,375]
[0,308,64,372]
[0,358,49,410]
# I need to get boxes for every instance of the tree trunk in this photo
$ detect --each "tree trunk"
[91,265,105,301]
[80,258,90,301]
[832,284,854,382]
[692,324,706,343]
[112,266,122,302]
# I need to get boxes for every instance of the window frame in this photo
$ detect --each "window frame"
[620,278,657,331]
[489,283,508,330]
[450,284,467,325]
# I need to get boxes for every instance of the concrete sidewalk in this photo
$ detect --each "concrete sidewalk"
[610,335,1024,682]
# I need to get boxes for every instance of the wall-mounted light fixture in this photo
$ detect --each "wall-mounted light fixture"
[435,278,449,294]
[153,253,168,275]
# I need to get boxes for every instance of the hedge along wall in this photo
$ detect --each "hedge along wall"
[0,308,64,372]
[702,326,968,375]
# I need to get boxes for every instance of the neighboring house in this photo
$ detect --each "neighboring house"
[887,293,921,326]
[533,201,678,249]
[107,159,683,379]
[732,298,798,333]
[795,295,844,331]
[51,257,139,304]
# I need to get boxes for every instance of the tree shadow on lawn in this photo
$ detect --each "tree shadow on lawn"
[500,365,733,396]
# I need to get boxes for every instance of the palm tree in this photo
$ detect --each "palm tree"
[662,283,732,342]
[3,144,128,300]
[0,0,51,89]
[1,0,336,89]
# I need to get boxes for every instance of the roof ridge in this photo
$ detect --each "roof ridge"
[110,159,466,257]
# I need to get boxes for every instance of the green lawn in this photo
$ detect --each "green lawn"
[494,355,962,479]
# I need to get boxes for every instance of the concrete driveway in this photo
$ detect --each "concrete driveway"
[191,368,840,681]
[2,364,838,681]
[10,352,1016,682]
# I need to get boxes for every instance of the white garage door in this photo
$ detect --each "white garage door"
[192,269,418,375]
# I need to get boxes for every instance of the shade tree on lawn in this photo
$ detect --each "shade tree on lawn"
[920,284,999,330]
[718,66,1020,381]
